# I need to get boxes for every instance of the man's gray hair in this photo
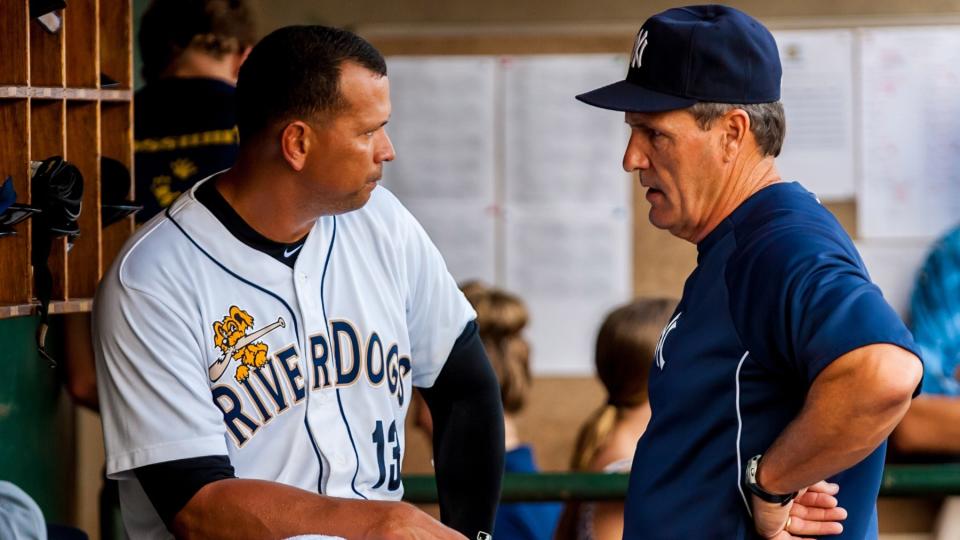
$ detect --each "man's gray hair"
[687,101,786,158]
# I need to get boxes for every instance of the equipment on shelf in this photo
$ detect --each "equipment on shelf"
[0,176,42,238]
[101,157,141,226]
[30,156,84,367]
[30,0,66,33]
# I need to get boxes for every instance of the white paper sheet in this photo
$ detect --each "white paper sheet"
[773,30,856,200]
[501,55,633,375]
[382,56,497,202]
[503,204,631,375]
[854,239,934,319]
[859,27,960,239]
[382,56,499,284]
[502,54,630,206]
[401,200,498,285]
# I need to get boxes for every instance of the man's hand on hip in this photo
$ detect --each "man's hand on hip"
[753,481,847,539]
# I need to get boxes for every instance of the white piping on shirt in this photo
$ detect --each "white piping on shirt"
[736,350,753,517]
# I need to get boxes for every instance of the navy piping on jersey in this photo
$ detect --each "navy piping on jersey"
[302,219,339,494]
[164,208,328,490]
[317,216,368,500]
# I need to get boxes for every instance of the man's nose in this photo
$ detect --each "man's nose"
[623,133,650,173]
[377,131,396,163]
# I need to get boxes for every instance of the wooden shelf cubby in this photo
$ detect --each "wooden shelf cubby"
[0,0,134,319]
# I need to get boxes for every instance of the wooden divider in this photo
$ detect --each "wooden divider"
[64,0,100,89]
[0,0,133,318]
[0,100,32,306]
[30,99,69,300]
[65,102,102,299]
[0,0,29,85]
[100,101,134,270]
[30,11,65,87]
[99,0,132,89]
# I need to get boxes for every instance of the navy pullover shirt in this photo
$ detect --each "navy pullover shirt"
[623,182,921,539]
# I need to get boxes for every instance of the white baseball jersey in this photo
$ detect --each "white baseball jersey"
[93,179,475,539]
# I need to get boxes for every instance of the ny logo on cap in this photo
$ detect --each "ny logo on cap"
[631,28,649,69]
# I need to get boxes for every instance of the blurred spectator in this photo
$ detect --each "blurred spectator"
[413,282,562,540]
[891,226,960,539]
[555,298,675,540]
[0,481,89,540]
[0,481,45,540]
[134,0,257,222]
[63,313,98,411]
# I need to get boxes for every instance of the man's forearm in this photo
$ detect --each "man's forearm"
[757,344,922,494]
[174,478,447,540]
[892,396,960,454]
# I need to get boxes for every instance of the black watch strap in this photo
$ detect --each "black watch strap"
[744,454,798,506]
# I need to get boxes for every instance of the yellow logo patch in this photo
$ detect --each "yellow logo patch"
[208,306,286,383]
[170,158,198,180]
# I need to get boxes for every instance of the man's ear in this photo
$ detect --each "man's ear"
[720,108,750,162]
[280,121,312,172]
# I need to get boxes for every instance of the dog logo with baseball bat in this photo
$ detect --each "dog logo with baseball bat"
[209,305,286,383]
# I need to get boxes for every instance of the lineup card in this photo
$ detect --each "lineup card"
[859,27,960,240]
[773,29,856,200]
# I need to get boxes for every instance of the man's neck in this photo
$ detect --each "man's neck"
[215,161,317,243]
[690,154,781,244]
[168,50,239,85]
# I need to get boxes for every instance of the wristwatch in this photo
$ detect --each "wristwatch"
[744,454,798,506]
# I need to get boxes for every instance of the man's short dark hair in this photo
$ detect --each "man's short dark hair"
[235,25,387,140]
[139,0,257,83]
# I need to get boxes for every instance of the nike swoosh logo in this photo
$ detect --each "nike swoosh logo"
[283,244,303,258]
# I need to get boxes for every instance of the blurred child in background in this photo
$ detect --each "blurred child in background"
[555,298,676,540]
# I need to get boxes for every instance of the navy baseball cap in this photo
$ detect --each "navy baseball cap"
[576,4,781,113]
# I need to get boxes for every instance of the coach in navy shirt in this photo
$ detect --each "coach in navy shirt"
[576,5,923,539]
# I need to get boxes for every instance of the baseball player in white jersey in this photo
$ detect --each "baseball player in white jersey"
[94,26,504,540]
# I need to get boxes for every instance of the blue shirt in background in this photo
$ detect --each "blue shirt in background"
[495,445,562,540]
[910,225,960,397]
[623,182,921,539]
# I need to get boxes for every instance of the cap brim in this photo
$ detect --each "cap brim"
[101,203,142,226]
[576,80,697,113]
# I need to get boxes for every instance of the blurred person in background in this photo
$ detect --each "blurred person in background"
[414,281,562,540]
[135,0,257,222]
[554,298,675,540]
[892,225,960,539]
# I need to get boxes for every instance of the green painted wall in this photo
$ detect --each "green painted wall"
[0,315,74,524]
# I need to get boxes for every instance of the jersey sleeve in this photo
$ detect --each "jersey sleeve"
[94,279,229,478]
[398,207,476,388]
[726,226,921,384]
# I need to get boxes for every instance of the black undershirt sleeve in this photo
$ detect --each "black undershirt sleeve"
[419,320,505,538]
[134,455,236,531]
